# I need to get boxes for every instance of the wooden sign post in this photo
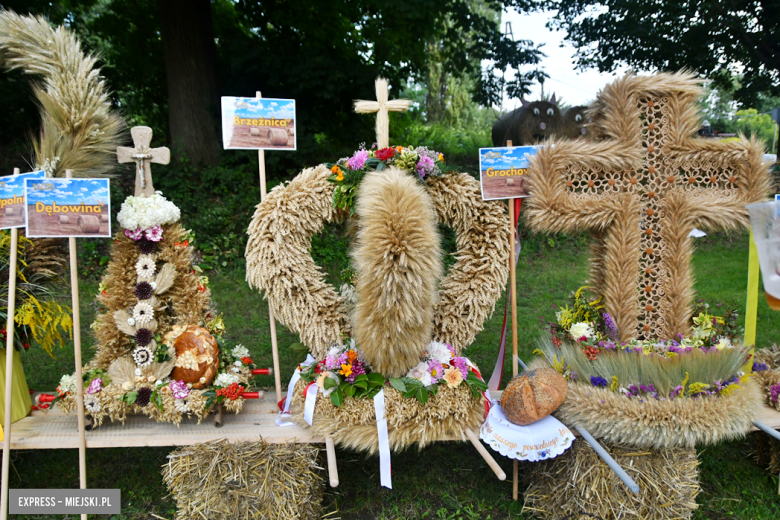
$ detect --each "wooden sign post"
[255,91,284,405]
[0,169,20,520]
[66,169,89,520]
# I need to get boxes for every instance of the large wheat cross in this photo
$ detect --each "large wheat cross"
[354,78,412,149]
[526,73,769,341]
[117,126,171,197]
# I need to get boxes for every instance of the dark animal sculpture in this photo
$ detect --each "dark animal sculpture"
[562,106,590,139]
[491,94,564,146]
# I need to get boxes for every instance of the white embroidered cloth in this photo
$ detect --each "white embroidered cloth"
[479,402,575,461]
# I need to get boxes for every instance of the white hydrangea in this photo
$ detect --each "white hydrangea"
[569,322,594,340]
[231,345,250,359]
[59,374,77,393]
[117,193,181,230]
[214,372,240,388]
[714,337,733,350]
[426,341,453,363]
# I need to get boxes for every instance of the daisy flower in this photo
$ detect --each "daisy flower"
[132,302,154,325]
[135,255,156,279]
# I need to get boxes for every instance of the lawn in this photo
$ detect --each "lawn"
[10,228,780,519]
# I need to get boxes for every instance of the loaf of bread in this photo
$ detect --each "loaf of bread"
[501,367,568,425]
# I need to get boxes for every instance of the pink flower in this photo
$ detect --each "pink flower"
[124,228,143,241]
[170,380,190,399]
[346,150,369,170]
[87,378,102,394]
[415,155,435,177]
[144,225,164,242]
[452,357,468,379]
[428,359,445,383]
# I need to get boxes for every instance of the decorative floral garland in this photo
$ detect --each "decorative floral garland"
[537,287,750,401]
[325,145,448,213]
[298,339,487,407]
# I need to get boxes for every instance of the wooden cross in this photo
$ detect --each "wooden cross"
[354,77,412,149]
[526,73,769,341]
[117,126,171,197]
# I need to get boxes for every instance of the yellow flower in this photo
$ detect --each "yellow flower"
[330,165,344,181]
[443,367,463,388]
[610,376,618,392]
[438,153,444,162]
[339,364,352,377]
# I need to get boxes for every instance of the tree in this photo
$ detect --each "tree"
[538,0,780,105]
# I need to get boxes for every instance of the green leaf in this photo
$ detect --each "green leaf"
[330,388,344,407]
[205,396,215,409]
[353,380,368,390]
[323,377,338,390]
[343,384,356,398]
[353,374,368,383]
[366,373,385,385]
[288,342,308,353]
[122,390,138,406]
[425,384,439,396]
[152,390,163,412]
[416,387,429,405]
[388,378,407,393]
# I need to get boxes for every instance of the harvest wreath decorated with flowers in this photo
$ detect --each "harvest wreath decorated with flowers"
[246,140,511,451]
[532,287,760,448]
[56,192,263,426]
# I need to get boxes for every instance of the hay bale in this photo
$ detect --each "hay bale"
[751,431,780,474]
[5,206,15,216]
[268,128,288,146]
[100,214,109,222]
[58,214,70,224]
[523,441,700,520]
[163,439,324,520]
[78,214,100,232]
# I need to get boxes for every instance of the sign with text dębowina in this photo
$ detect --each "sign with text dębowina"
[24,178,111,238]
[221,97,296,150]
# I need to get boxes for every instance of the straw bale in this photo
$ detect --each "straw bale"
[163,439,323,520]
[523,441,699,520]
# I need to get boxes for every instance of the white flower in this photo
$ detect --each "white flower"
[427,341,453,363]
[132,346,154,367]
[122,381,134,391]
[407,361,429,381]
[233,360,242,367]
[155,380,163,387]
[231,344,250,359]
[174,398,191,413]
[58,374,77,393]
[135,255,156,279]
[714,337,733,350]
[150,281,157,290]
[127,317,136,326]
[135,368,142,376]
[569,322,594,340]
[214,373,240,388]
[326,345,342,359]
[84,395,102,414]
[117,193,181,230]
[419,372,433,386]
[231,367,240,373]
[132,302,154,325]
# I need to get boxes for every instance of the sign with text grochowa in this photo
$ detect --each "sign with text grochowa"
[478,146,539,200]
[221,97,296,150]
[0,171,45,230]
[24,178,111,238]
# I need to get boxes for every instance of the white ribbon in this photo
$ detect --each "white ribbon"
[276,353,315,427]
[303,383,318,426]
[373,389,392,489]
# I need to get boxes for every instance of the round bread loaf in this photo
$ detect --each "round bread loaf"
[501,367,568,425]
[166,324,220,389]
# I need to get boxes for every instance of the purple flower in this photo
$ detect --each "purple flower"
[452,357,469,379]
[590,376,608,387]
[670,385,684,399]
[628,384,640,396]
[603,313,619,341]
[415,155,435,178]
[144,225,164,242]
[346,150,369,170]
[87,378,102,394]
[124,228,143,241]
[346,363,365,383]
[770,384,780,403]
[428,359,445,383]
[753,362,769,372]
[170,380,190,400]
[324,355,340,371]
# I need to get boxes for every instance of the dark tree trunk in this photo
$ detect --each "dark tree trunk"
[157,0,220,165]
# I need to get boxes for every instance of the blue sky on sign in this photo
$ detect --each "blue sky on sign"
[230,98,295,120]
[479,146,539,169]
[0,171,45,198]
[25,178,110,206]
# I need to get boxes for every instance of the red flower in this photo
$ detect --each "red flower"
[22,343,30,350]
[582,345,600,361]
[375,147,396,161]
[241,356,253,365]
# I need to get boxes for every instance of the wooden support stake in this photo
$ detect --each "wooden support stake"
[214,403,223,428]
[0,169,20,520]
[66,170,88,520]
[464,428,506,481]
[506,139,520,500]
[256,91,283,405]
[324,436,339,487]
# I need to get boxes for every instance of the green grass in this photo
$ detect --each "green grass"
[9,229,780,518]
